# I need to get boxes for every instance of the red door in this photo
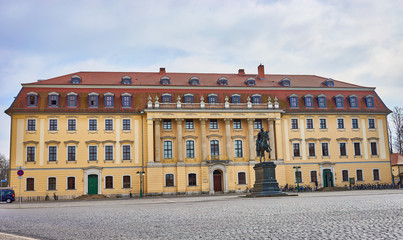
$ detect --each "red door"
[213,170,222,192]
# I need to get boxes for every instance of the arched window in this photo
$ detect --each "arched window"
[280,77,291,86]
[217,77,228,86]
[245,78,255,86]
[71,75,81,84]
[210,140,219,159]
[184,94,194,104]
[251,94,261,104]
[121,76,132,85]
[189,77,199,86]
[231,94,240,104]
[323,78,334,87]
[160,76,170,85]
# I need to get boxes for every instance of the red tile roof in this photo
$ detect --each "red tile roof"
[391,153,403,165]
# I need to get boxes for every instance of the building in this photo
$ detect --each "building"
[391,153,403,186]
[6,65,392,199]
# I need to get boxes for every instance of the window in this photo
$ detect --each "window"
[208,95,218,103]
[71,75,81,84]
[308,143,315,157]
[105,145,113,160]
[163,141,172,159]
[163,119,172,129]
[318,96,326,108]
[295,171,302,183]
[105,176,113,189]
[238,172,246,184]
[293,143,300,157]
[252,95,261,104]
[310,171,317,183]
[339,143,347,156]
[160,77,170,85]
[322,143,329,157]
[373,169,380,181]
[49,94,59,107]
[370,142,378,156]
[48,146,57,162]
[184,94,194,104]
[337,119,344,129]
[291,119,299,129]
[356,169,363,181]
[48,177,56,191]
[319,119,327,129]
[368,119,375,129]
[186,140,195,158]
[189,77,199,85]
[67,177,75,190]
[105,119,113,130]
[26,178,35,191]
[185,119,194,129]
[122,95,131,107]
[27,94,38,107]
[122,76,132,85]
[89,119,97,131]
[305,96,313,108]
[354,142,361,156]
[67,94,77,107]
[210,140,219,158]
[349,96,358,108]
[27,146,35,162]
[335,96,344,108]
[89,94,98,107]
[123,145,131,160]
[27,119,36,131]
[68,119,76,131]
[245,79,255,86]
[232,95,241,104]
[104,95,114,107]
[218,77,228,85]
[49,119,58,131]
[188,173,197,186]
[165,174,174,187]
[123,176,131,188]
[342,170,349,182]
[281,78,290,86]
[161,94,171,103]
[365,96,374,108]
[306,119,313,129]
[254,119,262,129]
[233,119,242,129]
[68,146,76,161]
[289,96,298,108]
[210,119,218,129]
[352,118,359,129]
[89,146,97,161]
[234,140,243,157]
[122,119,131,130]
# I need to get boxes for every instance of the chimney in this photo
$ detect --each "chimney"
[258,64,265,80]
[238,69,245,75]
[159,68,166,74]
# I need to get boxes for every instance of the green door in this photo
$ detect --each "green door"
[88,175,98,195]
[323,169,334,187]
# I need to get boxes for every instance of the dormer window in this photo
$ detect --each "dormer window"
[335,94,344,108]
[365,95,374,108]
[245,78,255,86]
[88,93,99,108]
[184,94,194,103]
[280,78,291,87]
[121,93,132,108]
[160,76,170,85]
[304,94,313,108]
[67,92,78,107]
[27,92,38,107]
[289,94,298,108]
[48,92,59,107]
[218,77,228,86]
[317,94,327,108]
[208,94,218,104]
[349,95,358,108]
[231,94,241,104]
[121,76,132,85]
[323,78,334,87]
[104,93,114,108]
[189,77,199,86]
[71,75,81,84]
[251,94,261,104]
[161,93,171,103]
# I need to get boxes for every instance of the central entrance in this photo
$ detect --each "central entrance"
[213,170,222,192]
[88,174,98,195]
[323,169,334,187]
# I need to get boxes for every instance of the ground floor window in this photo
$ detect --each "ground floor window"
[48,177,56,190]
[295,171,302,183]
[165,174,174,187]
[123,175,131,188]
[105,176,113,189]
[188,173,197,186]
[373,169,380,181]
[356,170,363,181]
[310,171,317,183]
[238,172,246,185]
[67,177,75,190]
[342,170,349,182]
[26,178,35,191]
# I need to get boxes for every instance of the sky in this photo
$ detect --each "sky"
[0,0,403,157]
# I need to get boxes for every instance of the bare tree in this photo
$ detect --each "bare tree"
[0,153,9,181]
[388,120,393,153]
[391,106,403,154]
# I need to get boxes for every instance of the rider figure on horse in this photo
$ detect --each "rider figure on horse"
[256,128,271,162]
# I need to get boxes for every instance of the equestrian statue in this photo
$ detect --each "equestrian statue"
[256,128,271,162]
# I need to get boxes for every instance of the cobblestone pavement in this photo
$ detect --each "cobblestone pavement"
[1,190,403,240]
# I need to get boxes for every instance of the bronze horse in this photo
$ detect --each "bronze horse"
[256,129,271,162]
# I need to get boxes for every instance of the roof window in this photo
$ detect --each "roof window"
[280,77,291,87]
[323,78,334,87]
[189,77,199,86]
[218,77,228,86]
[122,76,132,85]
[245,78,255,86]
[71,75,81,84]
[160,76,170,85]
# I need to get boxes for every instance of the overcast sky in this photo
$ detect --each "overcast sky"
[0,0,402,157]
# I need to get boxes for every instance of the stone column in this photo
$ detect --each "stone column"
[176,119,183,162]
[268,119,276,160]
[275,118,284,160]
[247,118,255,161]
[154,119,161,162]
[200,119,207,161]
[147,119,154,163]
[225,119,232,160]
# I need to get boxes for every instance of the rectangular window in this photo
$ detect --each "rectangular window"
[105,176,113,189]
[48,146,57,162]
[322,143,329,156]
[233,119,242,129]
[339,143,347,156]
[254,119,262,129]
[123,145,131,160]
[165,174,174,187]
[308,143,315,157]
[105,119,113,130]
[350,97,358,108]
[123,176,131,188]
[28,95,37,107]
[337,119,344,129]
[186,140,195,158]
[163,119,172,129]
[105,95,114,107]
[26,178,35,191]
[295,171,302,183]
[291,119,299,129]
[232,95,240,103]
[293,143,300,157]
[370,142,378,156]
[49,119,58,131]
[234,140,243,158]
[67,177,75,190]
[290,97,298,108]
[164,141,172,159]
[306,119,313,129]
[89,119,97,131]
[342,170,349,182]
[210,140,219,158]
[122,95,131,107]
[310,171,317,183]
[184,95,193,103]
[89,146,97,161]
[210,119,218,129]
[252,96,261,104]
[49,95,58,107]
[335,97,344,108]
[354,142,361,156]
[208,95,217,104]
[89,95,98,107]
[352,118,359,129]
[318,97,326,108]
[27,119,36,131]
[188,173,197,186]
[162,95,171,103]
[185,119,194,129]
[319,119,327,129]
[356,169,363,181]
[366,97,374,108]
[305,97,313,108]
[122,119,131,130]
[27,146,35,162]
[105,146,113,160]
[238,172,246,185]
[373,169,380,181]
[48,177,56,191]
[68,146,76,161]
[68,119,76,131]
[368,119,375,129]
[67,95,77,107]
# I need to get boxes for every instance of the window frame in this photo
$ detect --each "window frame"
[234,139,243,158]
[188,173,197,186]
[304,95,313,108]
[231,94,241,104]
[49,119,58,131]
[89,145,98,161]
[317,95,327,108]
[48,177,57,191]
[165,173,175,187]
[356,169,364,181]
[185,119,194,129]
[26,177,35,191]
[122,145,131,160]
[163,140,173,159]
[254,119,262,129]
[27,119,36,131]
[163,119,172,129]
[342,170,349,182]
[293,142,301,157]
[310,170,317,183]
[186,140,195,159]
[104,94,114,108]
[373,169,380,181]
[339,142,347,156]
[89,119,98,131]
[122,119,131,130]
[208,94,218,104]
[210,140,219,157]
[184,94,194,104]
[123,175,131,189]
[352,118,359,129]
[368,118,376,129]
[27,93,38,107]
[337,118,345,129]
[67,119,77,131]
[291,118,299,129]
[233,119,242,129]
[26,146,36,162]
[319,118,327,129]
[308,142,315,157]
[48,94,59,107]
[238,172,247,185]
[67,93,78,107]
[104,119,114,131]
[105,176,114,189]
[48,146,57,162]
[122,95,132,108]
[306,118,314,129]
[67,176,76,190]
[349,96,358,108]
[289,96,298,108]
[67,145,76,161]
[354,142,361,156]
[88,94,99,108]
[370,141,378,156]
[209,119,218,129]
[104,145,114,161]
[321,142,329,157]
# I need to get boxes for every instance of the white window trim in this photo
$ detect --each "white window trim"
[372,168,381,181]
[356,169,364,181]
[88,118,98,131]
[165,173,175,187]
[292,142,301,157]
[25,177,35,191]
[237,171,247,185]
[309,170,318,183]
[353,141,362,156]
[187,172,198,186]
[321,142,330,157]
[233,139,244,158]
[67,145,76,161]
[319,118,327,129]
[122,118,131,130]
[67,118,77,131]
[122,175,132,189]
[370,141,378,156]
[48,118,58,131]
[185,140,195,159]
[368,118,376,129]
[291,118,299,130]
[307,142,316,157]
[104,118,114,131]
[306,118,314,129]
[26,145,36,162]
[48,92,60,96]
[66,176,76,190]
[122,144,131,161]
[104,145,114,161]
[47,145,58,162]
[341,169,350,182]
[47,176,57,191]
[88,145,98,161]
[336,118,345,129]
[27,118,37,131]
[104,175,114,189]
[339,142,348,157]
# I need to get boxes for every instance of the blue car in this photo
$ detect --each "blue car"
[0,189,15,203]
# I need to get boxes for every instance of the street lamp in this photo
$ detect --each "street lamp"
[136,171,145,198]
[293,166,301,192]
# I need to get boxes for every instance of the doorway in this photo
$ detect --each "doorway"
[213,170,222,192]
[323,169,334,187]
[88,174,98,195]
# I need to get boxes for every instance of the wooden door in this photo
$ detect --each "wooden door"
[88,175,98,195]
[213,170,222,192]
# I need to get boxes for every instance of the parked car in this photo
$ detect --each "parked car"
[0,188,15,203]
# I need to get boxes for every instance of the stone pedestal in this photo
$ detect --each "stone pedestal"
[250,161,287,197]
